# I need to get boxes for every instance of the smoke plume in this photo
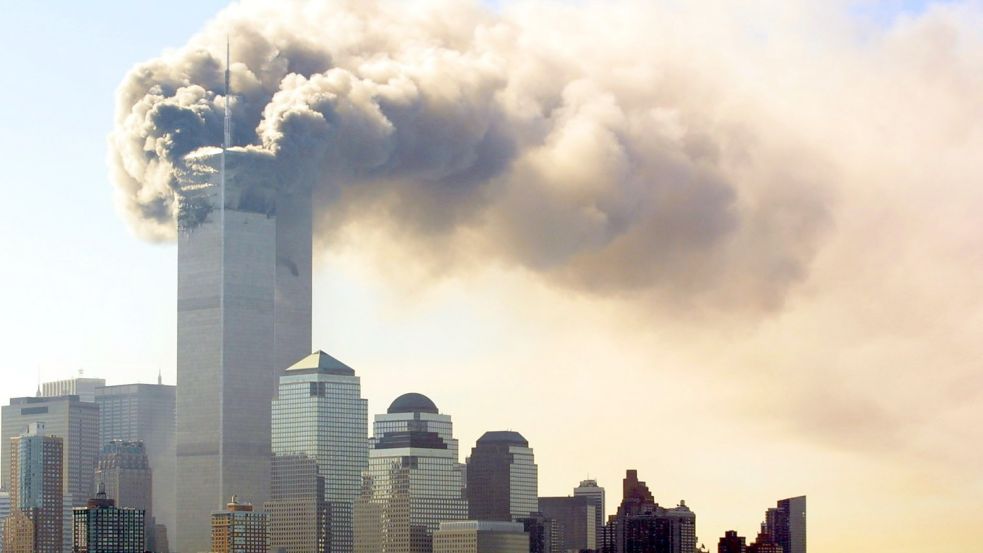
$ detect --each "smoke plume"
[109,0,831,312]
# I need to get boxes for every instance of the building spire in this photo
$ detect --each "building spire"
[158,368,163,386]
[224,36,231,151]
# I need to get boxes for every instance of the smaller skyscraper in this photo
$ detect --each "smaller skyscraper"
[210,497,267,553]
[93,441,155,551]
[517,513,559,553]
[718,530,746,553]
[573,479,604,545]
[466,432,538,522]
[72,485,145,553]
[8,423,63,553]
[604,470,696,553]
[434,521,529,553]
[1,511,33,553]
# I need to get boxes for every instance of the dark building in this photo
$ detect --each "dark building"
[766,497,805,553]
[467,431,538,523]
[747,526,782,553]
[602,470,696,553]
[519,512,560,553]
[538,496,596,551]
[573,479,605,546]
[718,530,746,553]
[72,485,146,553]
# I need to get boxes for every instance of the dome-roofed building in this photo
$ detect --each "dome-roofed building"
[355,393,466,553]
[387,392,439,414]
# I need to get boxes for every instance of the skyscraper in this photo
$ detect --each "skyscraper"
[210,497,267,553]
[8,423,63,553]
[355,393,468,553]
[433,521,530,553]
[573,479,605,545]
[1,396,99,508]
[747,525,781,553]
[766,496,805,553]
[268,351,368,553]
[72,486,145,553]
[93,441,155,551]
[537,496,596,551]
[95,382,175,539]
[466,431,538,522]
[174,46,313,552]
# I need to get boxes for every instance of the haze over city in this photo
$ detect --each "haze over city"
[1,1,981,552]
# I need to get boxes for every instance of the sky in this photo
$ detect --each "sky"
[1,1,980,551]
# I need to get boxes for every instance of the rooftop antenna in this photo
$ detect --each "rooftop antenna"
[158,368,163,386]
[36,366,41,397]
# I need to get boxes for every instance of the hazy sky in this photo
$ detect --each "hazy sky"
[1,1,980,551]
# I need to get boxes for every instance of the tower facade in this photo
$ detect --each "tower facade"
[537,496,596,552]
[355,393,468,553]
[466,432,537,522]
[174,109,313,552]
[268,351,368,553]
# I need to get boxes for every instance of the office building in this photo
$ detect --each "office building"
[766,496,805,553]
[434,521,529,553]
[355,393,468,553]
[95,381,175,539]
[210,497,267,553]
[573,479,604,545]
[604,470,696,553]
[8,423,63,553]
[175,47,313,551]
[268,351,367,553]
[93,441,155,551]
[72,485,145,553]
[466,432,537,522]
[718,530,746,553]
[1,396,100,508]
[538,496,596,552]
[41,378,106,403]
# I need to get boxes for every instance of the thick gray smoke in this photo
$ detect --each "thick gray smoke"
[109,0,830,312]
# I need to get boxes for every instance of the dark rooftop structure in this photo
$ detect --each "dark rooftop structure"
[387,393,439,414]
[476,431,528,447]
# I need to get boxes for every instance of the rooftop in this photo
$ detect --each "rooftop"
[286,350,355,376]
[387,392,439,414]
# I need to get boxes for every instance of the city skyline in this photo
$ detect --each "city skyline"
[1,1,981,551]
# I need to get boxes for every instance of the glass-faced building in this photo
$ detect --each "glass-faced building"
[355,393,468,553]
[465,431,537,523]
[72,487,145,553]
[269,351,368,553]
[433,521,529,553]
[8,423,63,553]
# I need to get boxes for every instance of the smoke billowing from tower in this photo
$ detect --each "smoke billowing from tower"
[109,0,833,314]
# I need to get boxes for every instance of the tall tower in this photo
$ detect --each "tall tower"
[268,351,368,553]
[174,41,313,552]
[466,431,538,522]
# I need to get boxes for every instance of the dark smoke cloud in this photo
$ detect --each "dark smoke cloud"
[109,0,830,312]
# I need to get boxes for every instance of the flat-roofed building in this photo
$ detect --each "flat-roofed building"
[434,521,529,553]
